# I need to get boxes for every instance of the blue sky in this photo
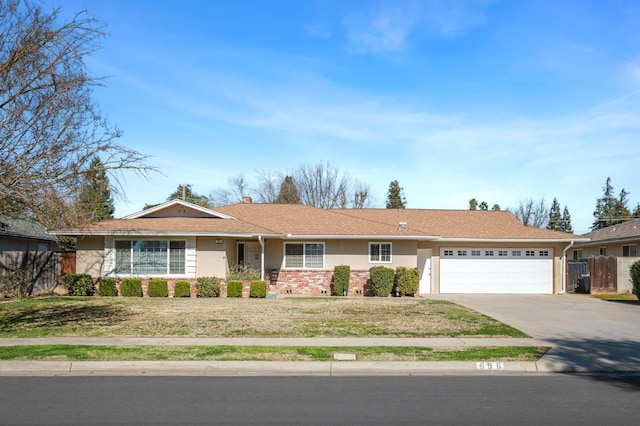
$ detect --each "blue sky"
[52,0,640,234]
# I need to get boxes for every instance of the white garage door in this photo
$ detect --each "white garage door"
[440,248,553,294]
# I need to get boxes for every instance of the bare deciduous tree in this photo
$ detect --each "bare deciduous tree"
[211,173,251,205]
[511,197,548,228]
[294,162,350,209]
[0,0,154,230]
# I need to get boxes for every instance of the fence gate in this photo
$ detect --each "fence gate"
[589,255,616,293]
[567,259,589,293]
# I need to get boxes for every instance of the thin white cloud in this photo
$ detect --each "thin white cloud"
[342,0,494,55]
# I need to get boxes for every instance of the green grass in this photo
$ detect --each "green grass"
[591,293,638,302]
[0,345,549,362]
[0,297,528,338]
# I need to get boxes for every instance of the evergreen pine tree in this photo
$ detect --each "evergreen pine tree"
[547,198,562,231]
[468,198,478,210]
[275,176,301,204]
[479,201,488,210]
[592,177,631,229]
[77,157,114,222]
[561,206,573,233]
[386,180,406,209]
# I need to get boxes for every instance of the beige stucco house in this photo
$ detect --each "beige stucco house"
[51,199,586,295]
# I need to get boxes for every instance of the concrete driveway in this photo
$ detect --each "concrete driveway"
[430,294,640,372]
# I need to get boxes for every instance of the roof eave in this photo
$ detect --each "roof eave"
[281,234,440,240]
[436,237,590,243]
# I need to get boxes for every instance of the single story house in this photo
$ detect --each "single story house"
[570,219,640,293]
[572,219,640,259]
[50,198,586,295]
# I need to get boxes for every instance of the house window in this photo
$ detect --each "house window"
[599,247,607,256]
[471,250,481,256]
[285,243,324,269]
[512,250,522,257]
[498,250,508,257]
[539,250,549,257]
[371,243,392,262]
[526,250,535,257]
[115,240,186,275]
[622,245,637,257]
[458,250,467,256]
[485,250,495,256]
[572,250,583,260]
[443,250,453,257]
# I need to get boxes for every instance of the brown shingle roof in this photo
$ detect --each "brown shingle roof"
[575,218,640,246]
[52,201,578,240]
[334,209,577,239]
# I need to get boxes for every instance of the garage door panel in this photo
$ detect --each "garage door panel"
[440,249,552,294]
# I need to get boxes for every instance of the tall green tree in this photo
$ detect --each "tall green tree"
[275,176,300,204]
[561,206,573,233]
[468,198,478,210]
[592,177,631,230]
[547,198,573,233]
[547,198,562,231]
[168,184,212,208]
[76,157,114,222]
[386,180,406,209]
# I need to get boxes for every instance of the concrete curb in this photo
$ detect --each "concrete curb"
[5,358,630,376]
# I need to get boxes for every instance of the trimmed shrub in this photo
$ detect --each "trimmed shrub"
[227,280,243,298]
[369,266,395,297]
[630,260,640,303]
[332,265,350,296]
[148,279,168,297]
[62,273,94,296]
[249,280,267,298]
[121,278,143,297]
[173,280,191,298]
[98,277,117,297]
[396,267,419,296]
[196,277,220,298]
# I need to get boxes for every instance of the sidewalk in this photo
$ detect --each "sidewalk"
[0,336,605,376]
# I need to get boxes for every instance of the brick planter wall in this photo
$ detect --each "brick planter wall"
[266,269,371,296]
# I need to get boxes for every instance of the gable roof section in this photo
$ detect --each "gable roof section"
[124,199,235,219]
[575,219,640,247]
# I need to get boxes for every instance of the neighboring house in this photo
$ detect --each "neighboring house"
[571,219,640,293]
[50,199,585,295]
[0,216,61,295]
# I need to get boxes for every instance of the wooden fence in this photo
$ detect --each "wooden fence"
[0,250,61,296]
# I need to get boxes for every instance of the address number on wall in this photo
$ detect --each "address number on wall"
[476,362,504,370]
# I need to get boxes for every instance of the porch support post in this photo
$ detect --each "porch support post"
[258,235,265,281]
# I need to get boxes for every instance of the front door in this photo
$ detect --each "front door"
[417,248,432,294]
[237,242,261,269]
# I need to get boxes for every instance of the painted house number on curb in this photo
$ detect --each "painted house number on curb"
[476,362,504,370]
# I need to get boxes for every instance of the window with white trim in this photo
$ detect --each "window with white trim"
[285,243,325,268]
[370,242,392,262]
[115,240,186,275]
[599,247,607,256]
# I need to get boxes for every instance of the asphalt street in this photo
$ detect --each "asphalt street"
[0,375,638,425]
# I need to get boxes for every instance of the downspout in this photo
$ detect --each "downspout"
[258,235,265,281]
[560,241,575,294]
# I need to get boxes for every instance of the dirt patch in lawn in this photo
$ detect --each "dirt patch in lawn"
[0,297,525,338]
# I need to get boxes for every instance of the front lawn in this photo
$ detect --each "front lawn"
[0,297,527,338]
